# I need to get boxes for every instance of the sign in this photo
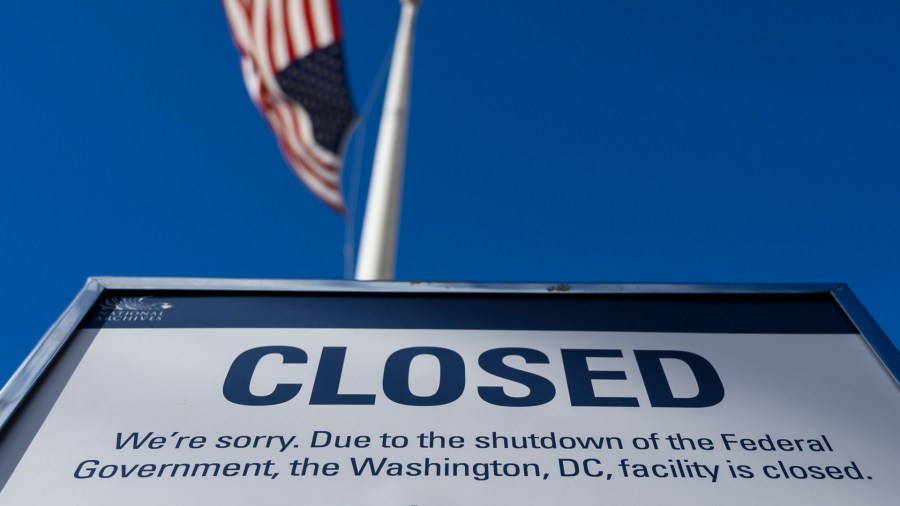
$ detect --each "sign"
[0,279,898,504]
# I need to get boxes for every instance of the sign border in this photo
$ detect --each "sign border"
[1,277,897,437]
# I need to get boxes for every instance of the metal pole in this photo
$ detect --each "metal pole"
[355,0,420,281]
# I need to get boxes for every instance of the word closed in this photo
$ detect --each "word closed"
[223,346,724,408]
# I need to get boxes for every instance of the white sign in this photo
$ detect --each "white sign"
[1,326,898,504]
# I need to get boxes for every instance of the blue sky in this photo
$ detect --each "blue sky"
[1,1,898,382]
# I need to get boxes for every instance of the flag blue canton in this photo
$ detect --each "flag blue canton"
[277,43,355,154]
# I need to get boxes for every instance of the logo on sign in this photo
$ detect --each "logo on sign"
[95,296,173,322]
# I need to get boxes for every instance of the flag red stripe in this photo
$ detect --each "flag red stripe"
[269,100,339,185]
[261,100,339,192]
[282,0,297,62]
[238,0,253,25]
[288,108,338,173]
[264,1,279,76]
[282,135,346,213]
[302,0,318,50]
[283,146,340,191]
[329,0,343,42]
[282,103,336,176]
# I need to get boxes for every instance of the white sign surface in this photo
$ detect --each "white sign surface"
[1,328,898,504]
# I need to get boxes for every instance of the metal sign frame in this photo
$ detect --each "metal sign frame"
[1,276,897,436]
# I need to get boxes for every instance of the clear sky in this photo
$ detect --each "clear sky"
[1,0,898,383]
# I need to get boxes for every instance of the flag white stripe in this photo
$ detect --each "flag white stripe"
[268,100,338,185]
[287,107,341,181]
[287,0,312,57]
[276,102,341,184]
[294,161,343,208]
[222,0,256,55]
[239,57,263,105]
[289,100,341,165]
[268,0,290,70]
[252,0,283,98]
[270,103,343,204]
[310,0,335,47]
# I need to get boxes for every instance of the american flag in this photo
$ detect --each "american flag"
[223,0,356,212]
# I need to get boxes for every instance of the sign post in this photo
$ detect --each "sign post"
[0,278,897,504]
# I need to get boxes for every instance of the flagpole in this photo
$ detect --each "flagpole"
[355,0,421,281]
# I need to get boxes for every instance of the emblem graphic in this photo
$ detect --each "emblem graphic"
[95,296,174,323]
[100,296,173,312]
